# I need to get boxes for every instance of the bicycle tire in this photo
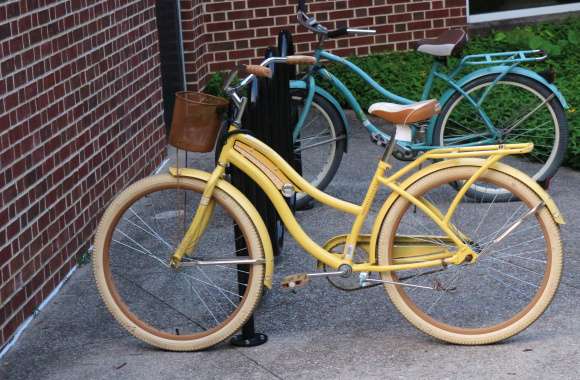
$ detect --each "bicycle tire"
[377,165,562,345]
[93,174,265,351]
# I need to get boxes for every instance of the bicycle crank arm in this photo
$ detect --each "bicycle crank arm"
[281,269,349,289]
[179,258,265,267]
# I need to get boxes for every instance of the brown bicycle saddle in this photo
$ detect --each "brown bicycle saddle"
[415,29,467,57]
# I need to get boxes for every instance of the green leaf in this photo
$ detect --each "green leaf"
[494,32,507,42]
[568,30,580,45]
[528,36,546,50]
[549,45,562,56]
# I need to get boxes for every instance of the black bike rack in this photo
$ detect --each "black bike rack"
[230,31,297,347]
[154,0,185,132]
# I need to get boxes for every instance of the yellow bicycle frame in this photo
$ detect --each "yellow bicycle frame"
[169,124,564,288]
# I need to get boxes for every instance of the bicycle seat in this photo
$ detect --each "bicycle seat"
[368,100,440,125]
[415,29,467,57]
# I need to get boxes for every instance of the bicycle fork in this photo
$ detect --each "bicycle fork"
[169,165,225,268]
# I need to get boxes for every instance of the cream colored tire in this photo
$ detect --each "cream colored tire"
[378,166,562,345]
[93,174,265,351]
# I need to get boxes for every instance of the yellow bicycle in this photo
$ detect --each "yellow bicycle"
[93,57,564,351]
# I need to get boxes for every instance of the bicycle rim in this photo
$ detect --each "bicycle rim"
[93,175,264,350]
[378,167,562,343]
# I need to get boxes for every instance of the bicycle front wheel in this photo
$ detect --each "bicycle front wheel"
[93,174,265,351]
[434,74,568,201]
[378,166,562,345]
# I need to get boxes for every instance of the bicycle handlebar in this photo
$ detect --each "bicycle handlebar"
[245,65,272,78]
[223,56,316,95]
[296,0,376,39]
[327,27,376,38]
[222,55,316,124]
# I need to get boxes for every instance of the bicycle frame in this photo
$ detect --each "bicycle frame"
[293,48,561,151]
[170,126,541,277]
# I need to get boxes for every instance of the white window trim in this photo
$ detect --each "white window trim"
[468,3,580,23]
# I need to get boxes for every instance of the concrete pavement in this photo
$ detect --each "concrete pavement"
[1,118,579,380]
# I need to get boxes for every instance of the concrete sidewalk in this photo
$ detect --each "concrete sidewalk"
[1,123,579,380]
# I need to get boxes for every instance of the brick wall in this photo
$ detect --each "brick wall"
[0,0,166,349]
[182,0,468,90]
[181,1,210,90]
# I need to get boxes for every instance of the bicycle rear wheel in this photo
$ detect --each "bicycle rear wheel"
[378,166,562,344]
[434,74,568,201]
[93,174,265,351]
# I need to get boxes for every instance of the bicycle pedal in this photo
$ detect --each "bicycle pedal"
[281,273,310,289]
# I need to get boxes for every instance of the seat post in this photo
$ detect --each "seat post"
[381,128,398,163]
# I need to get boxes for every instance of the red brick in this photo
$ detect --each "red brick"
[0,0,166,350]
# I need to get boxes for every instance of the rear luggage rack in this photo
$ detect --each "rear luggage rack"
[460,50,547,66]
[424,143,534,160]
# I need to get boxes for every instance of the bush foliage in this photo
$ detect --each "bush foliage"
[206,18,579,169]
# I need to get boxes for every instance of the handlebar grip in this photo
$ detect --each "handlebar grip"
[286,55,316,65]
[244,65,273,78]
[298,0,307,12]
[327,27,349,39]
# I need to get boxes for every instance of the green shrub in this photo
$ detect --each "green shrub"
[205,18,579,169]
[203,72,227,98]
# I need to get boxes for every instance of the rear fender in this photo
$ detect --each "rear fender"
[368,158,564,263]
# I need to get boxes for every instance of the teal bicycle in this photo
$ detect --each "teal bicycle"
[291,0,568,207]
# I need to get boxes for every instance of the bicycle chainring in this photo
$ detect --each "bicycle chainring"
[323,247,368,291]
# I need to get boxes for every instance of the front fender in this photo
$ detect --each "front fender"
[428,66,569,144]
[169,167,275,289]
[368,158,565,264]
[290,79,350,151]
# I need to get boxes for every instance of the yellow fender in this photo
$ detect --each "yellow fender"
[368,158,565,264]
[169,167,275,289]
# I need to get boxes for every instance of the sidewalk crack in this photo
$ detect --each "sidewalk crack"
[236,351,284,380]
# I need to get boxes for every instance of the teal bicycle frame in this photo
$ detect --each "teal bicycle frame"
[291,48,568,151]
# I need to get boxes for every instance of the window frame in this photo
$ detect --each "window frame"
[467,2,580,23]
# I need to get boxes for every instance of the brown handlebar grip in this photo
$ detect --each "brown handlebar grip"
[286,55,316,65]
[244,65,272,78]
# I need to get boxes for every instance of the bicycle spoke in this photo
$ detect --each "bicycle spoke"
[187,277,220,325]
[124,214,174,251]
[480,255,545,278]
[482,272,532,300]
[486,267,539,289]
[129,208,174,250]
[381,166,559,337]
[486,235,546,255]
[196,266,238,308]
[116,271,208,331]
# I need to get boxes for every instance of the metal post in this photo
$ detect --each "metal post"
[154,0,185,131]
[230,33,296,347]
